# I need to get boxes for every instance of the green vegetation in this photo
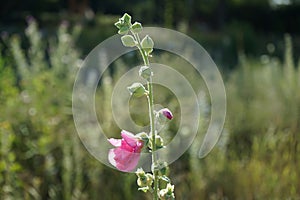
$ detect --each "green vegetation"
[0,19,300,200]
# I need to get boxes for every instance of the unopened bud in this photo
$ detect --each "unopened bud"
[136,168,153,187]
[148,135,164,150]
[136,168,146,177]
[159,183,175,200]
[136,132,149,145]
[157,161,169,176]
[157,108,173,124]
[127,82,147,97]
[139,65,152,80]
[141,35,154,55]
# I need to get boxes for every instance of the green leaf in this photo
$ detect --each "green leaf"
[121,35,136,47]
[114,21,122,29]
[131,22,143,33]
[121,13,132,25]
[139,65,152,80]
[118,26,129,35]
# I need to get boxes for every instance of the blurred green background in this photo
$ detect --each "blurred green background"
[1,0,300,199]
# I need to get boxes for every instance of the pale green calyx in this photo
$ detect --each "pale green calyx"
[136,168,153,189]
[136,132,149,145]
[159,183,175,200]
[141,35,154,48]
[121,35,136,47]
[148,135,164,149]
[139,65,153,80]
[127,82,147,97]
[157,161,170,176]
[141,35,154,55]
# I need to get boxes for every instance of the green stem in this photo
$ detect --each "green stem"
[132,32,149,66]
[133,31,158,200]
[148,78,159,200]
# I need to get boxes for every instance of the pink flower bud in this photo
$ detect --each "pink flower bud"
[159,108,173,120]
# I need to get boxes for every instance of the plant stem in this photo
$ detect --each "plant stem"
[133,31,158,200]
[147,78,159,200]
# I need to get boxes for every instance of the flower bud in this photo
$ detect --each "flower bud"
[155,135,164,148]
[157,108,173,124]
[157,161,169,176]
[121,35,136,47]
[137,174,153,187]
[148,135,164,150]
[139,65,152,80]
[131,22,142,33]
[136,168,146,177]
[141,35,154,55]
[127,83,147,97]
[141,35,154,49]
[137,177,148,187]
[161,108,173,120]
[136,168,153,187]
[159,183,175,200]
[136,132,149,145]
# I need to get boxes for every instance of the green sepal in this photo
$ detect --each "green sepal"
[127,82,147,97]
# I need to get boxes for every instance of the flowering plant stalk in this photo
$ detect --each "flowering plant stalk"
[108,13,175,200]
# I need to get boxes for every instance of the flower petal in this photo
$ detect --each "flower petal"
[160,108,173,120]
[121,130,138,147]
[108,149,117,167]
[108,138,122,147]
[109,147,141,172]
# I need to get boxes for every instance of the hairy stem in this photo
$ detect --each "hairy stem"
[133,31,158,199]
[148,78,158,200]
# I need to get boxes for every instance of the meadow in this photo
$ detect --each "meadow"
[0,18,300,200]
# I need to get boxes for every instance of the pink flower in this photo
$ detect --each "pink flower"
[108,130,144,172]
[159,108,173,120]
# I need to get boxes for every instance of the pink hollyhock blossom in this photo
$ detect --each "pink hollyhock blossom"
[159,108,173,120]
[108,130,144,172]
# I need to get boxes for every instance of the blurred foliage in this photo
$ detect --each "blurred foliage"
[0,18,300,200]
[1,0,300,69]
